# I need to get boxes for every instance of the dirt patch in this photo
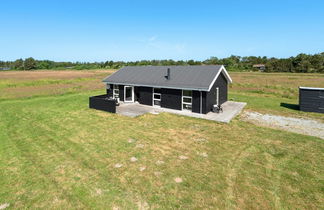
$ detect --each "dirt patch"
[242,111,324,139]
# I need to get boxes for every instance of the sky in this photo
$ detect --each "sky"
[0,0,324,62]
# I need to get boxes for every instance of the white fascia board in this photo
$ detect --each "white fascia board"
[207,65,233,92]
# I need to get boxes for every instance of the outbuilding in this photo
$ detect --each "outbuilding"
[299,87,324,113]
[102,65,232,114]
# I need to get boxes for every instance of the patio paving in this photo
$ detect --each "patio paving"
[116,101,246,123]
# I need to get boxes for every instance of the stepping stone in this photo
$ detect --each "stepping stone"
[174,177,183,183]
[154,171,162,176]
[194,138,208,143]
[128,138,135,143]
[136,144,145,148]
[95,188,102,195]
[130,157,138,162]
[156,160,165,165]
[114,163,123,168]
[0,203,10,210]
[179,155,189,160]
[199,152,208,158]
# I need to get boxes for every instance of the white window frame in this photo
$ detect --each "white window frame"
[182,90,192,111]
[113,84,119,99]
[152,88,161,107]
[124,86,134,103]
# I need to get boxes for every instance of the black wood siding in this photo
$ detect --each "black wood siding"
[161,88,182,110]
[118,85,124,101]
[138,87,153,105]
[205,72,228,113]
[192,91,201,113]
[299,88,324,113]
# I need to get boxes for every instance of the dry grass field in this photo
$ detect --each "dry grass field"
[0,70,114,100]
[0,70,323,209]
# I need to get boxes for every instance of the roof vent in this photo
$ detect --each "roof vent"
[165,68,171,80]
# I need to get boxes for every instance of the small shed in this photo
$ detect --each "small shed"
[299,87,324,113]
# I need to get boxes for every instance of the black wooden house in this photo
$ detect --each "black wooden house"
[102,65,232,114]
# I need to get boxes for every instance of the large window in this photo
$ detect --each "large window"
[113,85,119,99]
[153,88,161,106]
[182,90,192,111]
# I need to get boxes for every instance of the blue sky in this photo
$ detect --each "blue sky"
[1,0,324,61]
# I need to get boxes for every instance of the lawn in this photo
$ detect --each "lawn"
[0,70,323,209]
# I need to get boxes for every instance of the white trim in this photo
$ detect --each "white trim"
[124,86,134,103]
[182,90,192,111]
[113,84,119,99]
[299,86,324,91]
[152,88,161,107]
[207,65,232,92]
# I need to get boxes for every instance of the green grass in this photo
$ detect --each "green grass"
[0,91,323,209]
[229,91,324,122]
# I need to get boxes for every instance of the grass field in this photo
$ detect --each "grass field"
[0,70,323,209]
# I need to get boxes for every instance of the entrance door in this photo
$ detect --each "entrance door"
[124,86,134,102]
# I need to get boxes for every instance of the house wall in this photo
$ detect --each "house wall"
[161,88,182,110]
[119,85,125,101]
[205,72,228,113]
[192,91,201,113]
[299,88,324,113]
[137,87,153,105]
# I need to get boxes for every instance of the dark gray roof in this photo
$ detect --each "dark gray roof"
[102,65,231,91]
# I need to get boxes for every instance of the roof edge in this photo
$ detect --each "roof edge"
[299,86,324,91]
[103,82,209,91]
[207,65,232,91]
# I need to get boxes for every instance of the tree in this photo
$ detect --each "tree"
[24,57,36,70]
[13,59,24,70]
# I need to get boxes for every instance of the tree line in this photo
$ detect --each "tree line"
[0,52,323,73]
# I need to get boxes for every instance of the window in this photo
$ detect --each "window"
[182,90,192,111]
[153,88,161,107]
[113,85,119,99]
[183,90,192,97]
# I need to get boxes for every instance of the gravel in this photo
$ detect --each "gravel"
[242,111,324,139]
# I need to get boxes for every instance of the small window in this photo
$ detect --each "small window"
[183,97,192,103]
[154,94,161,100]
[154,100,161,106]
[113,85,119,99]
[183,90,192,97]
[182,104,192,110]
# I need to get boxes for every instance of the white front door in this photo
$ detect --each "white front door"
[124,86,134,102]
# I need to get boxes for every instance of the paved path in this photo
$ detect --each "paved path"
[116,101,246,123]
[242,111,324,139]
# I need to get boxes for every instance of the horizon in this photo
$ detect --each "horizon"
[1,0,324,62]
[1,51,323,63]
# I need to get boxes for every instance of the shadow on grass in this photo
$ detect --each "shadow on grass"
[280,103,299,111]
